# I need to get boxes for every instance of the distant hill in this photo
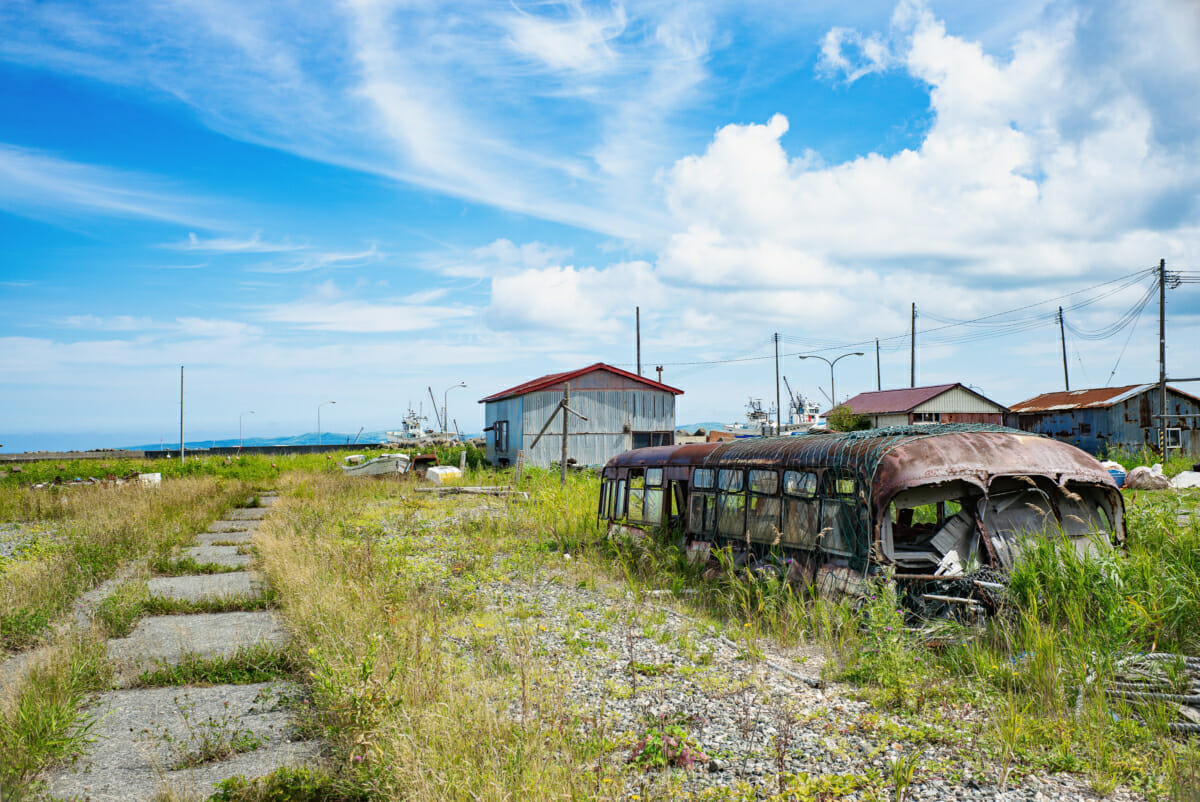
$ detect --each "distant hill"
[123,431,481,451]
[675,421,735,434]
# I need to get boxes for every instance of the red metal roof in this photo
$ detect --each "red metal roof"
[479,362,684,403]
[1009,383,1200,413]
[835,383,1005,416]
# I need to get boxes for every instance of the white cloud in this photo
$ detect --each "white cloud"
[259,297,472,333]
[168,232,305,253]
[488,260,661,334]
[504,1,627,73]
[0,143,217,226]
[249,244,383,273]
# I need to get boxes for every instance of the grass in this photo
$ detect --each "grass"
[1,477,252,650]
[255,469,616,800]
[129,644,299,687]
[1105,445,1196,478]
[0,632,111,798]
[97,579,275,638]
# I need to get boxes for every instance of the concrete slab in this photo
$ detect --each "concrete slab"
[107,611,287,684]
[208,519,259,533]
[183,545,252,568]
[196,530,256,546]
[258,494,280,507]
[45,682,320,802]
[227,507,269,520]
[148,573,263,604]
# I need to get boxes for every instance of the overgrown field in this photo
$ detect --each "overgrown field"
[3,456,1199,800]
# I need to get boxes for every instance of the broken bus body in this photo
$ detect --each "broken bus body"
[598,424,1124,609]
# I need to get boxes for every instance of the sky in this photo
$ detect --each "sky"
[2,0,1199,452]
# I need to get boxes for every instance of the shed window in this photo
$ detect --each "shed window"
[494,420,509,452]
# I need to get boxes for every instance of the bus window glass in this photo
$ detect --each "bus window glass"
[819,470,858,555]
[748,470,778,494]
[629,473,645,521]
[646,468,663,487]
[644,486,663,526]
[614,480,626,520]
[599,480,611,518]
[783,471,817,498]
[718,469,743,491]
[693,469,715,489]
[688,492,715,535]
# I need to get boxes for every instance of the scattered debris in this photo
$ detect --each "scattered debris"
[342,453,411,477]
[424,465,463,484]
[1124,464,1171,490]
[1170,471,1200,490]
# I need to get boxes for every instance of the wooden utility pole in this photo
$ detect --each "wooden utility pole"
[179,365,185,466]
[774,332,781,436]
[1058,306,1070,391]
[875,338,881,391]
[655,365,663,383]
[527,382,589,486]
[910,303,917,388]
[1159,258,1167,451]
[636,307,642,376]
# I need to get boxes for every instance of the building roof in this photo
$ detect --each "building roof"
[1010,383,1200,413]
[832,383,1005,416]
[479,362,684,404]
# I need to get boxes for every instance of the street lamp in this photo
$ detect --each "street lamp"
[239,410,255,449]
[798,352,864,408]
[443,382,467,436]
[317,401,336,445]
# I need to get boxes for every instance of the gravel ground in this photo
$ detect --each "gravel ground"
[465,571,1144,801]
[0,522,59,562]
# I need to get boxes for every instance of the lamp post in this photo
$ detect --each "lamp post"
[443,382,467,436]
[317,401,336,445]
[239,410,255,449]
[798,352,864,408]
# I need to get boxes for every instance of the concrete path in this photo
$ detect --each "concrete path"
[46,491,320,801]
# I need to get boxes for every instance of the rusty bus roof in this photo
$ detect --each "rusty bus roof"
[604,424,1115,502]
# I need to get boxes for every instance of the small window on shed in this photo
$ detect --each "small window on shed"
[494,420,509,452]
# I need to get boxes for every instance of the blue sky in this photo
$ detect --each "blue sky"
[2,0,1199,451]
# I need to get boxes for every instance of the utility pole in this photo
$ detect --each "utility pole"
[561,383,570,487]
[179,365,185,466]
[636,307,642,376]
[1058,306,1070,391]
[774,332,781,436]
[1159,258,1167,452]
[875,338,881,391]
[656,365,663,384]
[910,303,917,388]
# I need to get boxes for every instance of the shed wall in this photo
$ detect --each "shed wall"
[913,386,1005,414]
[484,397,522,465]
[1015,387,1200,457]
[518,388,675,466]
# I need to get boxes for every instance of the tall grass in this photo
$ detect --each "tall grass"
[256,470,616,801]
[1104,445,1195,478]
[0,478,250,650]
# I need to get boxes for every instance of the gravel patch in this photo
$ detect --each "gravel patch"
[183,545,252,568]
[44,682,319,802]
[0,522,59,561]
[148,573,264,603]
[470,572,1144,802]
[106,612,287,685]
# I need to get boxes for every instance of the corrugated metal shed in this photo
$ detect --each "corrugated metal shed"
[1011,384,1200,457]
[480,363,683,467]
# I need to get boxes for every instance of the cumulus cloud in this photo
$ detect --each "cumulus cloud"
[488,260,661,334]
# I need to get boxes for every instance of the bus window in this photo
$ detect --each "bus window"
[599,479,611,518]
[629,472,645,522]
[819,470,859,556]
[693,468,715,489]
[717,469,745,537]
[644,483,663,527]
[782,470,819,548]
[747,469,781,541]
[613,479,626,520]
[646,468,663,487]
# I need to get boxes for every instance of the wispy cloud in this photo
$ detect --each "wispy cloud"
[248,244,382,273]
[166,232,305,253]
[0,143,217,226]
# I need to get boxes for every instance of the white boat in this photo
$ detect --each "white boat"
[342,453,411,477]
[385,406,459,445]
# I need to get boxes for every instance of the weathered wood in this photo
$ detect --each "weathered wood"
[415,486,529,499]
[561,383,570,487]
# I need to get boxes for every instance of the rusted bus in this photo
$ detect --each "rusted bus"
[599,425,1125,597]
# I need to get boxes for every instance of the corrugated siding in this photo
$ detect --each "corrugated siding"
[914,386,1005,414]
[484,397,522,464]
[1015,387,1200,456]
[516,388,676,466]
